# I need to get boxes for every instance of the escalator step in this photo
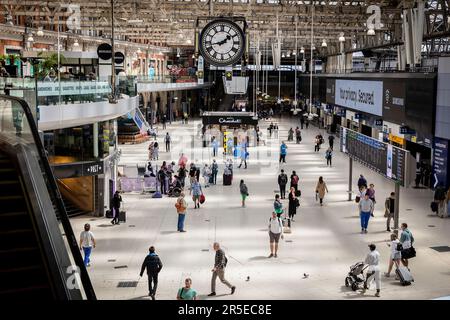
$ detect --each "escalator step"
[0,285,53,299]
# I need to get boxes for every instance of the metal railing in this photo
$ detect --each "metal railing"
[0,94,96,300]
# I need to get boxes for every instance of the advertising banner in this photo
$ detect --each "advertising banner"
[334,79,383,116]
[433,137,449,188]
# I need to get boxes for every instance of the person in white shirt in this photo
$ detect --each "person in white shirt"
[79,223,96,267]
[362,244,381,297]
[268,212,284,258]
[385,233,402,278]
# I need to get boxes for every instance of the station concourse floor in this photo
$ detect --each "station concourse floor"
[70,116,450,300]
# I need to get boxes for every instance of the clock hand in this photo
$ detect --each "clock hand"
[211,38,228,46]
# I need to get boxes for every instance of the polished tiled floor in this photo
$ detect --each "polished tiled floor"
[71,116,450,300]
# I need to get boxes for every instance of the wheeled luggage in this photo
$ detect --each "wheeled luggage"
[223,174,232,185]
[209,175,214,184]
[105,209,113,218]
[395,266,414,286]
[119,210,126,223]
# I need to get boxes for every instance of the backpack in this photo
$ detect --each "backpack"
[279,174,288,185]
[223,255,228,267]
[292,175,299,185]
[147,255,160,271]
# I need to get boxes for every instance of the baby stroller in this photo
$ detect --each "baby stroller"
[168,177,183,197]
[345,262,368,291]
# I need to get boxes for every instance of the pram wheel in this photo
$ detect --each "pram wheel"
[351,282,358,291]
[345,277,352,287]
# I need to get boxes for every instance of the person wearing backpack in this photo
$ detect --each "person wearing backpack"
[239,180,249,208]
[290,170,299,192]
[139,246,163,300]
[175,193,187,232]
[278,169,288,199]
[295,127,302,144]
[273,194,283,218]
[177,278,197,300]
[208,242,236,296]
[325,147,332,167]
[268,212,284,258]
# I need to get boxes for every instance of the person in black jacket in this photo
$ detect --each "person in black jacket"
[278,169,288,199]
[140,246,163,300]
[111,191,122,225]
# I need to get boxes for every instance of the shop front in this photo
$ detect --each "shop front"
[201,112,259,149]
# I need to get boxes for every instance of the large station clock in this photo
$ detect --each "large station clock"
[199,19,245,67]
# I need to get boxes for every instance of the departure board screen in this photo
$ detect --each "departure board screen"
[340,127,408,186]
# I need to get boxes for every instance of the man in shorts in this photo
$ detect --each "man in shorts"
[268,212,284,258]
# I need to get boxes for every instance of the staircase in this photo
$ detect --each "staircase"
[0,152,54,299]
[61,194,92,218]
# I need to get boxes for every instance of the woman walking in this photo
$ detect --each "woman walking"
[239,180,249,208]
[175,193,187,232]
[384,233,402,278]
[315,176,328,206]
[287,128,294,141]
[288,187,299,222]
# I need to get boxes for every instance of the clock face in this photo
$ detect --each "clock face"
[199,19,245,67]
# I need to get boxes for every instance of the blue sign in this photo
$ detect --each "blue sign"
[400,126,416,135]
[433,137,449,189]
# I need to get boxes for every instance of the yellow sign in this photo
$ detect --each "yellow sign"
[389,133,404,145]
[411,136,417,143]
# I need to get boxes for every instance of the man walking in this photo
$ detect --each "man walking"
[175,193,187,232]
[295,128,302,144]
[164,132,171,152]
[208,242,236,296]
[211,136,219,157]
[79,223,96,267]
[211,159,219,185]
[325,147,332,167]
[279,141,288,163]
[362,244,381,297]
[359,193,374,233]
[268,212,284,258]
[328,135,335,150]
[139,246,163,300]
[278,169,288,199]
[384,192,395,232]
[300,116,305,129]
[162,114,167,129]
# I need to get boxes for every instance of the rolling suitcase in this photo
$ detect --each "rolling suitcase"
[223,174,232,186]
[119,210,126,223]
[105,209,113,219]
[395,266,414,286]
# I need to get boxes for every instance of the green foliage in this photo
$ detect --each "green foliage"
[36,52,66,77]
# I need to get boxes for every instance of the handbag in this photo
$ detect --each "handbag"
[199,194,206,204]
[430,201,438,212]
[295,198,300,208]
[401,246,416,259]
[355,196,360,203]
[384,209,389,218]
[396,242,403,252]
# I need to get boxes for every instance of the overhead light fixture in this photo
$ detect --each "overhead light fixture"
[37,27,44,37]
[321,39,327,47]
[177,53,180,58]
[339,33,346,42]
[312,45,316,50]
[281,52,285,58]
[300,47,305,54]
[286,50,291,58]
[73,39,79,47]
[158,51,163,55]
[292,51,296,56]
[186,39,192,45]
[192,54,195,59]
[367,28,376,36]
[27,33,34,42]
[137,48,142,54]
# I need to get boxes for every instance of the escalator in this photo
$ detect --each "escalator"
[0,95,96,300]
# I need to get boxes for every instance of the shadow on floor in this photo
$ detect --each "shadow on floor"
[199,293,230,300]
[130,295,151,300]
[248,256,270,261]
[160,231,180,235]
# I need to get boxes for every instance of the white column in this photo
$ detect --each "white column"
[93,122,99,158]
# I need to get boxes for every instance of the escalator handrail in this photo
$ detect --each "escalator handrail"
[0,94,97,300]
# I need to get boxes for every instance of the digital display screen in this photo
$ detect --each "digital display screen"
[340,127,407,186]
